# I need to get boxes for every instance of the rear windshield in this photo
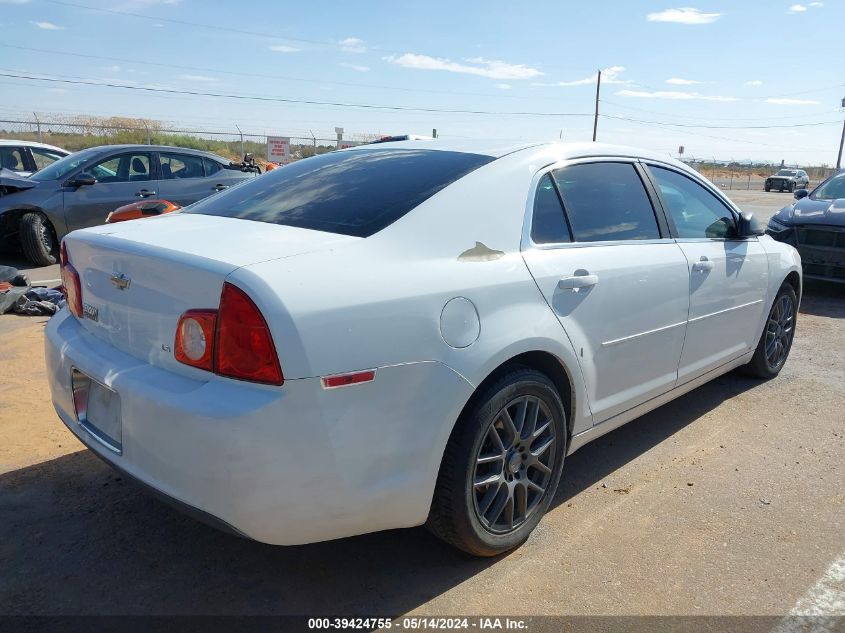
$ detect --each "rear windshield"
[183,148,494,237]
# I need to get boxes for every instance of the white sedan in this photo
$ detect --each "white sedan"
[46,141,801,556]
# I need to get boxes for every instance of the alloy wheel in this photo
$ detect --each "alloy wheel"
[472,395,557,534]
[765,294,794,369]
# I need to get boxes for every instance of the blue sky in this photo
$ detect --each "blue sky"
[1,0,843,163]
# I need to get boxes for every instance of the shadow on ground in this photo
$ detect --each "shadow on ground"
[799,280,845,319]
[1,370,766,616]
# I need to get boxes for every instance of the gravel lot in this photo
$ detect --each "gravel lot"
[1,191,843,619]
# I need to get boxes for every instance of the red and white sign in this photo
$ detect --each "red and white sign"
[267,136,291,163]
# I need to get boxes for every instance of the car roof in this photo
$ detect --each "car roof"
[343,139,686,165]
[73,144,230,161]
[0,139,69,153]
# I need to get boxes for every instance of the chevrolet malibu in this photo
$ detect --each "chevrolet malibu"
[46,141,802,556]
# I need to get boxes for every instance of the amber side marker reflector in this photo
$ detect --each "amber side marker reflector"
[321,370,376,389]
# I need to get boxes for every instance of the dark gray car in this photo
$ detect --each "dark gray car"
[0,144,258,266]
[764,168,810,192]
[766,171,845,283]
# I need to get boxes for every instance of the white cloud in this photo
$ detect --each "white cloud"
[646,8,722,24]
[102,65,122,72]
[386,54,543,80]
[617,89,740,102]
[666,77,703,85]
[534,65,629,87]
[339,37,366,53]
[496,83,512,90]
[340,62,370,72]
[268,44,300,53]
[789,4,808,11]
[764,97,820,105]
[30,20,64,30]
[745,79,763,86]
[179,74,217,82]
[809,2,823,6]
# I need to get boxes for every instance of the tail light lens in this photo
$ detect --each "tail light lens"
[174,310,216,372]
[173,283,283,386]
[60,241,83,318]
[216,282,283,385]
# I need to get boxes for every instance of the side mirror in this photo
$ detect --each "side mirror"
[243,153,254,164]
[794,188,809,200]
[737,211,764,238]
[64,173,96,188]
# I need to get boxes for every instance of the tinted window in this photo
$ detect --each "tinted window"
[531,174,571,244]
[30,147,66,170]
[0,147,26,172]
[812,173,845,201]
[203,158,222,176]
[552,162,659,242]
[649,166,736,239]
[184,148,494,237]
[160,152,204,179]
[86,153,151,183]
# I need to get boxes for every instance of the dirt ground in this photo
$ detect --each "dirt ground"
[1,193,844,619]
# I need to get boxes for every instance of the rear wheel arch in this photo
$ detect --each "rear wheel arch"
[456,350,575,444]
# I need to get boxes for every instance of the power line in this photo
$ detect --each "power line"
[599,99,838,122]
[0,44,542,103]
[603,114,840,130]
[0,72,594,117]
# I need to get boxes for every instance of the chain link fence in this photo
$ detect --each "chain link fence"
[681,157,837,191]
[0,116,379,165]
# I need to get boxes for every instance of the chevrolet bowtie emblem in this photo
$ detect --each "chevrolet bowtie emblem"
[110,272,131,290]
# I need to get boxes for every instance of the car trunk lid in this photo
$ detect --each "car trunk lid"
[64,213,359,378]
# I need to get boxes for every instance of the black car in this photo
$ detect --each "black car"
[765,168,810,193]
[766,171,845,283]
[0,144,259,266]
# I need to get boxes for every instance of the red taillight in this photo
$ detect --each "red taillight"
[174,283,282,385]
[322,370,376,389]
[174,309,216,372]
[216,283,283,385]
[60,241,83,318]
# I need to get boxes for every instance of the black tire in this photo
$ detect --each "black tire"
[743,282,798,379]
[20,212,57,266]
[426,367,567,556]
[764,185,771,192]
[788,182,795,193]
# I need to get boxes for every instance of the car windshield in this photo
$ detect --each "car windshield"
[776,170,798,176]
[184,148,494,237]
[30,147,100,181]
[811,174,845,201]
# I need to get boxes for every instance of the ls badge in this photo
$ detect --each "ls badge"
[83,303,99,322]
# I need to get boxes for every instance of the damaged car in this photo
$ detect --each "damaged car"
[0,144,259,266]
[767,171,845,283]
[765,168,810,193]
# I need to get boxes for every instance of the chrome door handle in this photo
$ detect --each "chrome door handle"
[213,184,229,192]
[692,257,714,272]
[558,274,599,290]
[136,189,155,198]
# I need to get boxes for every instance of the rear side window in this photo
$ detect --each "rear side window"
[552,162,660,242]
[160,152,205,180]
[184,148,494,237]
[531,174,571,244]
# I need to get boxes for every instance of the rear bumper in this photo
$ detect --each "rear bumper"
[45,309,474,545]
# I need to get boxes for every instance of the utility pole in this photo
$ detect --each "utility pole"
[236,124,244,158]
[836,96,845,170]
[592,69,601,142]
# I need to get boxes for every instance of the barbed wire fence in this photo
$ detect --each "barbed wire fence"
[1,116,838,188]
[0,116,381,163]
